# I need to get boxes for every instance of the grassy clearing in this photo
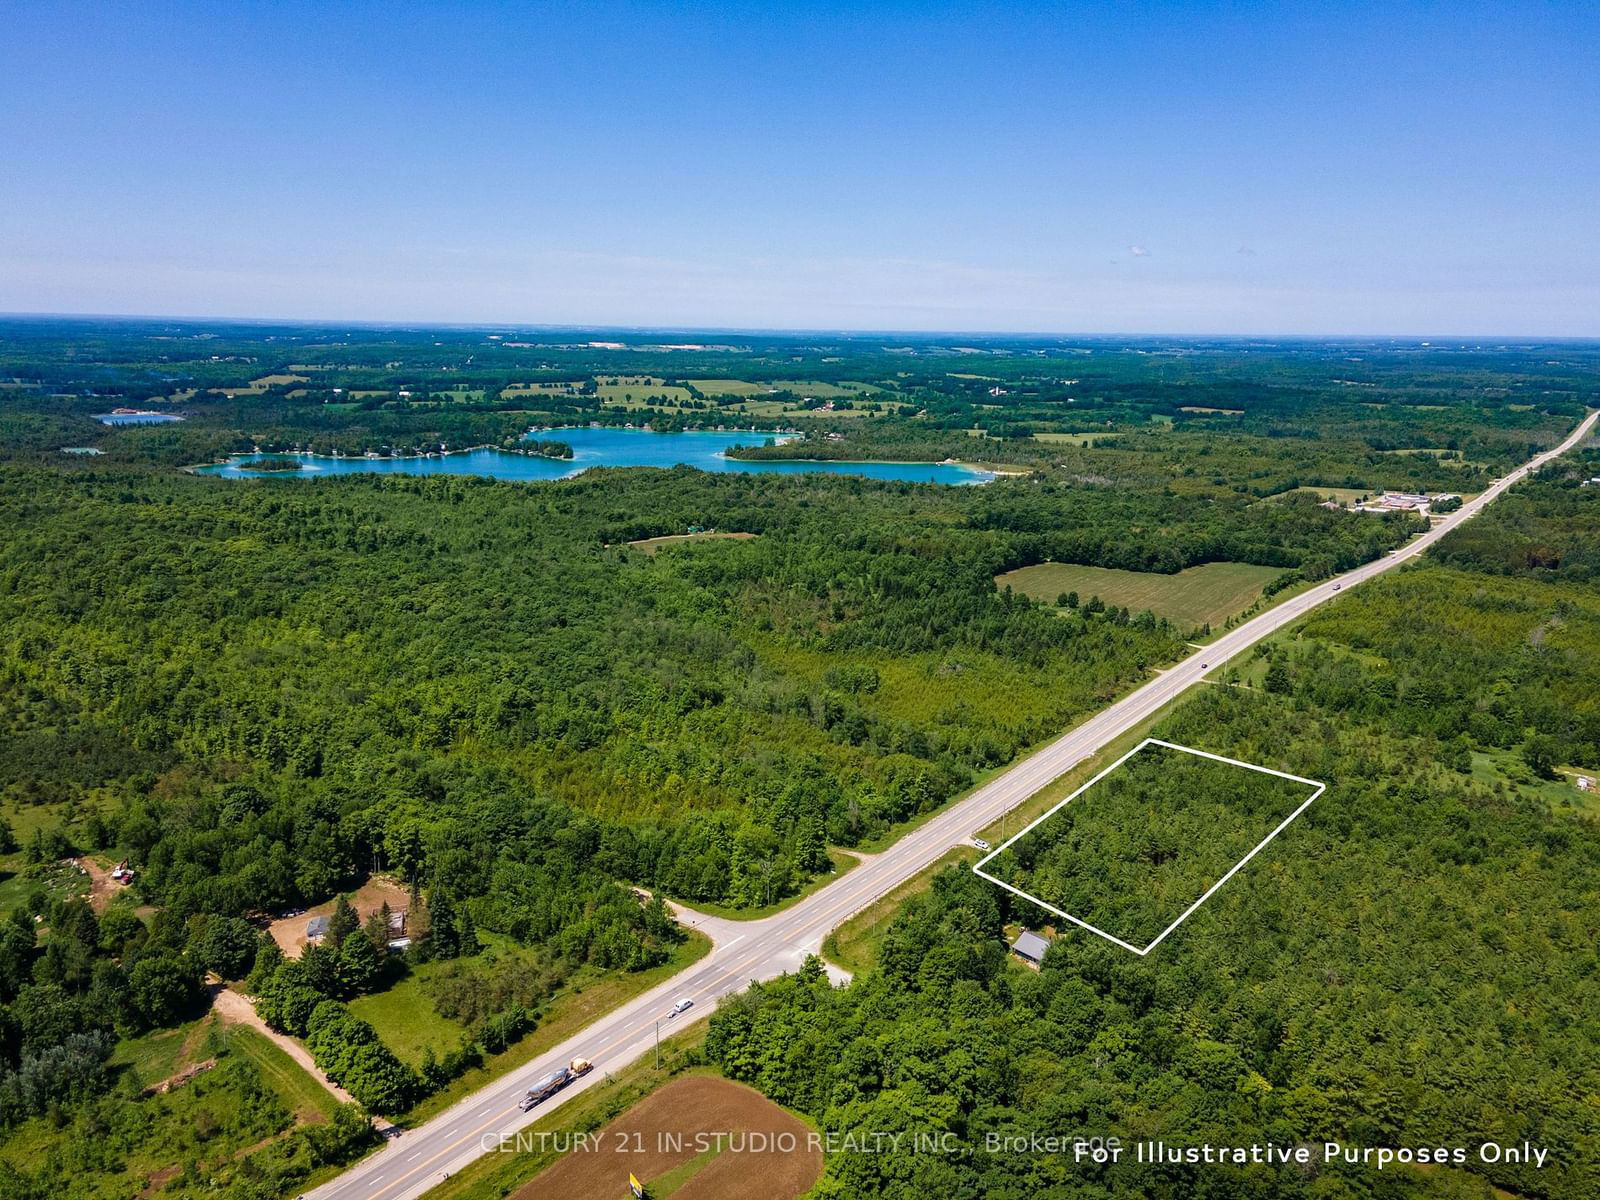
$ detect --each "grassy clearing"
[397,930,712,1125]
[732,397,874,419]
[625,531,759,554]
[0,856,90,919]
[222,373,308,396]
[1,798,79,843]
[418,1033,714,1200]
[822,846,974,975]
[686,379,778,397]
[1261,485,1374,506]
[111,1021,196,1086]
[996,560,1283,628]
[501,382,581,398]
[222,1023,339,1121]
[1470,750,1595,815]
[649,1141,722,1195]
[349,969,471,1069]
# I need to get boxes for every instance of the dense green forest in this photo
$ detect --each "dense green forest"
[0,462,1416,901]
[1431,446,1600,579]
[1,322,1594,1198]
[984,743,1317,947]
[706,461,1600,1200]
[0,455,1410,1191]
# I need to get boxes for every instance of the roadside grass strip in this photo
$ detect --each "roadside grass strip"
[974,738,1323,955]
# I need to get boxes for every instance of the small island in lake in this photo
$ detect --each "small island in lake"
[235,457,307,473]
[524,438,574,459]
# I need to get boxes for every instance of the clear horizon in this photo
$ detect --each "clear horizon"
[3,1,1596,336]
[8,311,1599,344]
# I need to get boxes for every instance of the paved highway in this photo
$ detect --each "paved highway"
[308,409,1596,1200]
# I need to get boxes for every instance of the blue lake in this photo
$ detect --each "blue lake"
[97,412,184,425]
[197,428,994,485]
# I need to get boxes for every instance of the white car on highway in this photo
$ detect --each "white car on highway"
[668,997,694,1018]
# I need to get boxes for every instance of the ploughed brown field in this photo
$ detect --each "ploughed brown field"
[513,1076,821,1200]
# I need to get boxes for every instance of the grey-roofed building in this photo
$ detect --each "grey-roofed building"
[306,915,330,941]
[1011,929,1051,968]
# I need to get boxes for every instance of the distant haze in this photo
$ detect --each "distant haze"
[2,2,1596,336]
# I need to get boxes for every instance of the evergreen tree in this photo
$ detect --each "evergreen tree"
[363,902,393,951]
[427,892,460,960]
[327,895,359,950]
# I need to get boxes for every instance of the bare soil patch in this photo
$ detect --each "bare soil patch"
[512,1076,820,1200]
[74,856,129,913]
[266,875,410,958]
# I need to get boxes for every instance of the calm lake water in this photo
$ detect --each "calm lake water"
[197,428,994,485]
[97,412,184,425]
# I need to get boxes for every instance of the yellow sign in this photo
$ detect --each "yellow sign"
[628,1171,645,1198]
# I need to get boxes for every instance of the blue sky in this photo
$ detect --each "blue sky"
[2,1,1595,334]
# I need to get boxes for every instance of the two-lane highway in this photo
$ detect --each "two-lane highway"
[309,409,1596,1200]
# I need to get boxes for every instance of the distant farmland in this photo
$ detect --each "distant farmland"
[688,379,882,398]
[996,561,1284,628]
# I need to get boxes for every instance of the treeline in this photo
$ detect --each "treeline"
[0,464,1204,924]
[974,485,1418,576]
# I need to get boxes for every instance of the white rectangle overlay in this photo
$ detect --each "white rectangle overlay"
[973,737,1325,956]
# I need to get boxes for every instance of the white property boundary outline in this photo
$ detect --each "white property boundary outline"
[972,737,1325,956]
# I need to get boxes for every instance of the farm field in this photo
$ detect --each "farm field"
[687,378,882,398]
[222,372,308,396]
[597,381,696,407]
[727,397,874,419]
[510,1076,820,1200]
[1032,430,1119,445]
[995,560,1284,627]
[1261,485,1372,506]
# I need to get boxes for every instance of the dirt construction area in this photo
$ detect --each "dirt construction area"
[513,1076,821,1200]
[265,875,410,958]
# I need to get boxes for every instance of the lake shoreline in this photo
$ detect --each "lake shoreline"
[184,441,573,473]
[190,429,995,485]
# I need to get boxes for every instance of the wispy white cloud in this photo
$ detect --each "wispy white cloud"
[1129,245,1151,257]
